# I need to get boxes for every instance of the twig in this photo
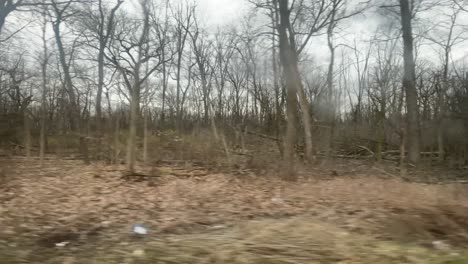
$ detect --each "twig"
[356,145,375,156]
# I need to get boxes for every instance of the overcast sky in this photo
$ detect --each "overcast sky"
[124,0,248,26]
[197,0,247,25]
[9,0,468,71]
[176,0,466,64]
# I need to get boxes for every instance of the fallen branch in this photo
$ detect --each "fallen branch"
[9,142,25,149]
[382,150,440,157]
[356,145,375,156]
[316,153,374,160]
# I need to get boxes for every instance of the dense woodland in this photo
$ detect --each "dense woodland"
[0,0,467,179]
[3,1,468,262]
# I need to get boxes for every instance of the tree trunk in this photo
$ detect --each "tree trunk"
[400,127,407,177]
[277,0,299,180]
[40,13,48,166]
[161,51,167,126]
[0,4,15,35]
[176,35,183,126]
[438,49,450,163]
[325,3,338,160]
[96,0,122,160]
[40,88,47,165]
[125,0,149,172]
[399,0,420,165]
[271,6,283,156]
[53,17,89,164]
[23,112,31,157]
[114,112,120,165]
[297,85,314,162]
[143,109,148,165]
[203,78,210,124]
[437,123,444,162]
[96,48,105,159]
[398,74,407,176]
[376,105,386,162]
[126,83,140,172]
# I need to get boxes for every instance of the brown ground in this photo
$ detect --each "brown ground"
[1,156,468,263]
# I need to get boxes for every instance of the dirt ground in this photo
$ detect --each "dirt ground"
[1,156,468,263]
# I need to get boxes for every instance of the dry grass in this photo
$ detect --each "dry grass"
[6,217,467,264]
[141,217,468,264]
[1,156,468,263]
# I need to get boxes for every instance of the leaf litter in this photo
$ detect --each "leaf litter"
[1,156,468,263]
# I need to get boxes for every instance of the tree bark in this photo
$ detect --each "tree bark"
[51,2,89,164]
[277,0,299,180]
[297,84,314,162]
[23,111,31,157]
[40,10,48,166]
[399,0,420,165]
[125,0,150,173]
[126,81,140,172]
[95,0,122,159]
[161,50,167,125]
[143,109,149,164]
[271,5,283,156]
[325,6,337,161]
[0,2,16,35]
[114,112,120,164]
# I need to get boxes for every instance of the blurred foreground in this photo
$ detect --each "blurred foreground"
[1,156,468,263]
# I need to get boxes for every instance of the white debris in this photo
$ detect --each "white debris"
[209,225,227,230]
[132,225,148,235]
[101,221,111,228]
[55,241,70,247]
[432,240,450,251]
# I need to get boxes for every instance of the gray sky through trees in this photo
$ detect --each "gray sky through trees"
[1,0,468,172]
[3,0,468,115]
[8,0,467,70]
[123,0,248,26]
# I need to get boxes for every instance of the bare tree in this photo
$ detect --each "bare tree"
[39,7,51,165]
[2,57,32,156]
[212,28,235,121]
[453,0,468,12]
[323,0,342,159]
[85,0,123,145]
[106,0,167,172]
[152,0,171,126]
[0,0,40,34]
[188,16,213,125]
[421,4,465,162]
[276,0,300,179]
[49,0,90,164]
[369,37,400,160]
[171,1,194,126]
[399,0,421,164]
[253,0,367,170]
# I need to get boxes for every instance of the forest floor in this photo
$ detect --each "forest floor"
[1,156,468,263]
